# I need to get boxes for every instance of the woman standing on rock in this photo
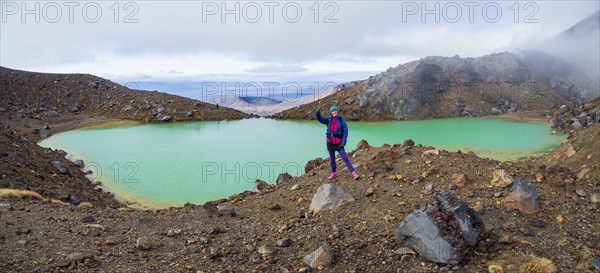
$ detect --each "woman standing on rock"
[316,106,360,180]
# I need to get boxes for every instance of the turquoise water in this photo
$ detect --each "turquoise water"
[38,118,564,208]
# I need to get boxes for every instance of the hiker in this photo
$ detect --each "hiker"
[316,106,360,180]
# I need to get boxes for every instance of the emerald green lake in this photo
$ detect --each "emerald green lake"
[39,118,564,208]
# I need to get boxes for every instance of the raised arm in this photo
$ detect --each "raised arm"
[315,109,329,125]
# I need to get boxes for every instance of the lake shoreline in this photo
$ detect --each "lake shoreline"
[46,110,554,136]
[48,116,142,135]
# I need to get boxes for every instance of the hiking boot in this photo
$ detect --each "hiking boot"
[352,172,360,180]
[327,173,338,180]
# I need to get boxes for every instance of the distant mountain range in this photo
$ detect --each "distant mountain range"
[131,80,340,116]
[202,86,339,116]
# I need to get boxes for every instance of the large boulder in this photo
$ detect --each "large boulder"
[450,173,471,187]
[303,243,333,268]
[46,110,60,117]
[276,173,292,184]
[157,114,172,122]
[217,204,236,217]
[509,102,518,113]
[136,237,152,250]
[309,184,354,213]
[571,119,582,129]
[51,161,69,175]
[68,105,80,113]
[355,139,371,151]
[253,179,270,193]
[304,158,324,174]
[396,192,484,265]
[74,160,85,168]
[33,127,49,138]
[504,179,539,214]
[358,94,368,107]
[17,108,29,118]
[152,104,165,115]
[348,109,364,121]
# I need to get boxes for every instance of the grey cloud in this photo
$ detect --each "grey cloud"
[1,1,598,75]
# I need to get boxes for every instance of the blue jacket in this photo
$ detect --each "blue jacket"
[316,110,348,146]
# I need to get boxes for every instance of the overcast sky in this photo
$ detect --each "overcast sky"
[1,1,598,83]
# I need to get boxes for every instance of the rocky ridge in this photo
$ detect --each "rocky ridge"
[0,66,252,141]
[276,50,598,121]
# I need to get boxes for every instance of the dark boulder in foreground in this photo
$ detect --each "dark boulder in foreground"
[396,192,484,265]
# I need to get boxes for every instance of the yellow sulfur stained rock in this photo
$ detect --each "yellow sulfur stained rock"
[488,264,504,273]
[388,174,404,181]
[577,167,590,180]
[519,256,556,273]
[535,172,545,183]
[422,149,439,156]
[491,169,513,187]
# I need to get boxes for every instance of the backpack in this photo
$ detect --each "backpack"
[329,116,344,139]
